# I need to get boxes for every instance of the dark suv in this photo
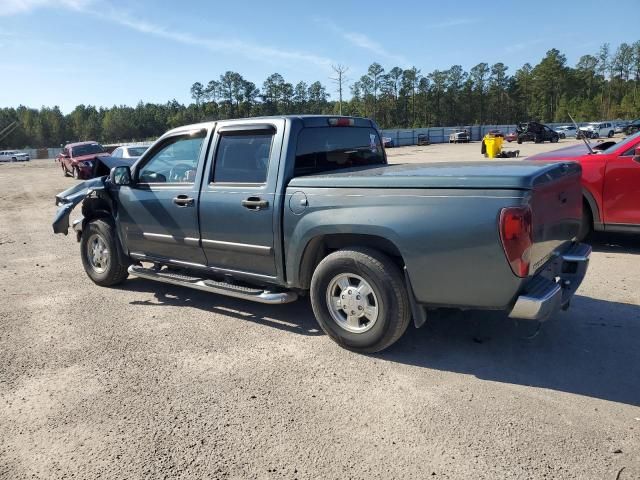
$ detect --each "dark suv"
[516,122,559,144]
[624,119,640,136]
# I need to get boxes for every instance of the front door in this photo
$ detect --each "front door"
[198,121,284,279]
[116,130,209,265]
[602,143,640,226]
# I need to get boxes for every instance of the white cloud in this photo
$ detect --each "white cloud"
[0,0,334,68]
[0,0,92,16]
[427,18,480,28]
[316,18,407,66]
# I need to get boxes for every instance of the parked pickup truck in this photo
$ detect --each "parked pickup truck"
[52,116,591,352]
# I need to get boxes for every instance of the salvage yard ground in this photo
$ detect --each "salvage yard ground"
[0,139,639,479]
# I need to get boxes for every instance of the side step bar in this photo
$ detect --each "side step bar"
[128,265,298,304]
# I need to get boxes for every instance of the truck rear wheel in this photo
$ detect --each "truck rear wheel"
[310,248,411,353]
[80,219,130,286]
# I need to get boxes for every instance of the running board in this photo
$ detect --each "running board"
[128,265,298,304]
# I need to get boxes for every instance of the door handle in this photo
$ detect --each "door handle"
[242,197,269,211]
[173,195,194,207]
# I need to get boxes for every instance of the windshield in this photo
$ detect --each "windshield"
[601,131,640,155]
[72,143,105,156]
[295,127,386,176]
[127,147,148,156]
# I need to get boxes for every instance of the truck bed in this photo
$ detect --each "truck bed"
[288,161,581,190]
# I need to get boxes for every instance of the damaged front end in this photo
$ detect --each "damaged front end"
[53,176,109,235]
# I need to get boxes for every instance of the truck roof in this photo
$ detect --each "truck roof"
[164,115,377,136]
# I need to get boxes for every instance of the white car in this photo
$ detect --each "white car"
[554,125,577,138]
[0,150,30,162]
[110,145,149,161]
[578,122,615,139]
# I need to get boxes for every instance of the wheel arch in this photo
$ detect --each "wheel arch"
[297,233,405,290]
[582,187,601,226]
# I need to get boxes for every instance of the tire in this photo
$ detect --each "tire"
[577,201,593,242]
[310,248,411,353]
[551,135,559,143]
[62,163,70,177]
[608,130,614,138]
[72,166,79,179]
[593,132,599,139]
[80,219,130,286]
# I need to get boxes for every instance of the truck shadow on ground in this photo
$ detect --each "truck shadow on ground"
[123,278,323,337]
[382,295,640,406]
[590,232,640,254]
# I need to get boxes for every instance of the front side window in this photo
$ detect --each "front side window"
[295,127,385,176]
[138,132,205,184]
[212,133,273,184]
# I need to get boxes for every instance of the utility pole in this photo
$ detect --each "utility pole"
[330,64,349,115]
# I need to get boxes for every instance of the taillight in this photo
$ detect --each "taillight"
[327,117,354,127]
[499,206,532,277]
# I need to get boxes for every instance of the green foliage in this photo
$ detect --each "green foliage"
[2,41,640,149]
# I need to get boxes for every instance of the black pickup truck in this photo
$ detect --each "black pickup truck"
[53,116,590,352]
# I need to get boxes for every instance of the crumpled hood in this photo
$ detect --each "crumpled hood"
[53,176,107,234]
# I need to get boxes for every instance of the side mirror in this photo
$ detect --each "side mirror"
[110,165,132,185]
[634,147,640,164]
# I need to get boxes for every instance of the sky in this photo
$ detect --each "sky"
[1,0,638,113]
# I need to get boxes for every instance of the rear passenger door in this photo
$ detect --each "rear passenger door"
[198,120,284,280]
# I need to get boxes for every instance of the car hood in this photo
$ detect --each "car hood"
[528,144,592,161]
[52,176,108,234]
[73,152,110,162]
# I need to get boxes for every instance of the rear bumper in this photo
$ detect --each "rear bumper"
[509,243,591,321]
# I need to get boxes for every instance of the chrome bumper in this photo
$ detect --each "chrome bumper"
[509,243,591,321]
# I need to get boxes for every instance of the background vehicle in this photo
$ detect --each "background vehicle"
[417,133,430,145]
[614,121,629,134]
[57,141,110,179]
[516,122,559,144]
[624,119,640,135]
[381,136,394,148]
[505,131,518,142]
[0,150,30,162]
[53,116,589,353]
[449,129,470,143]
[529,131,640,240]
[555,125,577,139]
[578,122,614,139]
[110,145,150,161]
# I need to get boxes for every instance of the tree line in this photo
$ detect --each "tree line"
[2,41,639,149]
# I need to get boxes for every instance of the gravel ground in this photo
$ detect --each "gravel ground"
[1,144,639,479]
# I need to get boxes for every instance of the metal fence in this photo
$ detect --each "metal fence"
[380,122,599,146]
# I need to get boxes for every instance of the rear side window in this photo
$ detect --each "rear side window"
[295,127,385,176]
[213,133,273,184]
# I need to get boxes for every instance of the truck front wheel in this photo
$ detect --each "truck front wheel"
[310,248,411,353]
[80,219,130,286]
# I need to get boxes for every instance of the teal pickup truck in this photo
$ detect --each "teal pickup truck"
[53,116,590,352]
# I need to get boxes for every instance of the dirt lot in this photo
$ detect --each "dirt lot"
[1,142,639,479]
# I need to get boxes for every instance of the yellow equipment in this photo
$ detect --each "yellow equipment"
[482,133,504,159]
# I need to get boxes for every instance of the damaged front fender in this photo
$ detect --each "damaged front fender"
[52,176,108,235]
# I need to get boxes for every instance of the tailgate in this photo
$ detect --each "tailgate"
[528,162,582,274]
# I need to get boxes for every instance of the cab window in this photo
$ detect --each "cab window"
[212,132,273,184]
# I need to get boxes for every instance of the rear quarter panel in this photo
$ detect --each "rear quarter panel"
[284,187,527,309]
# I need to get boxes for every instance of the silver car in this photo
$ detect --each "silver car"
[110,145,149,161]
[0,150,30,162]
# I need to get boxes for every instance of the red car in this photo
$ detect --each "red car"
[57,141,110,179]
[528,132,640,239]
[505,131,518,142]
